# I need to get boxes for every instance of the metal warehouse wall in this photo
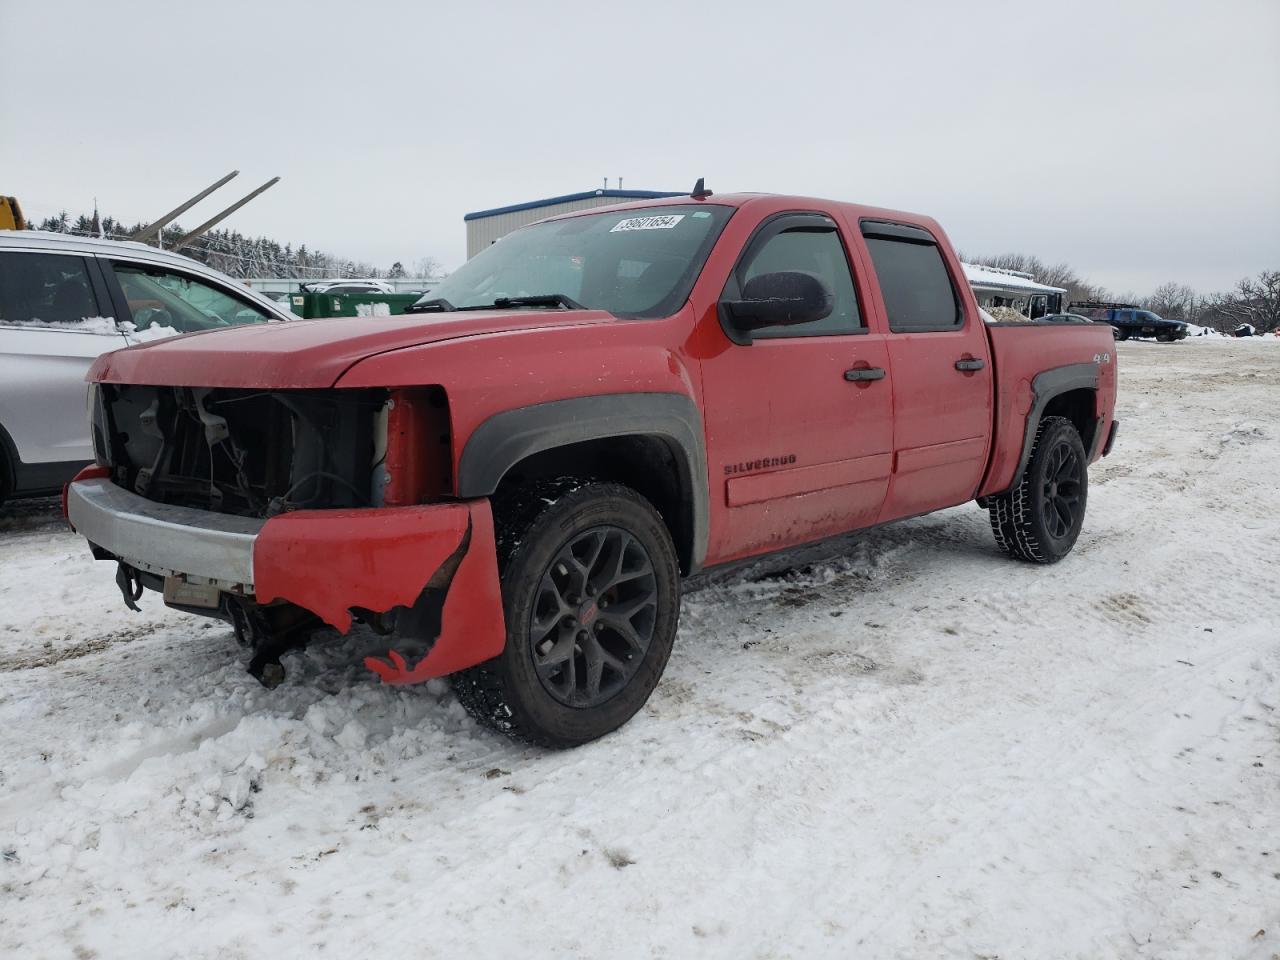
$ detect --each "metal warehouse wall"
[467,196,641,258]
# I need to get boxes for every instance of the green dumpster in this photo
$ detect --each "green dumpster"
[290,292,422,319]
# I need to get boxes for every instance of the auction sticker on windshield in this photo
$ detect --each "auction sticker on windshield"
[610,215,686,232]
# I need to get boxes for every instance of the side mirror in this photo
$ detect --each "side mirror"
[722,271,833,336]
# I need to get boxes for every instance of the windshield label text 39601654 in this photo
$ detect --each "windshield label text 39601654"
[610,215,685,233]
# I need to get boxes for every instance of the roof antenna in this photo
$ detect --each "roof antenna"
[691,177,712,199]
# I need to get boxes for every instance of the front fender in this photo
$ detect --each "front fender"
[457,392,709,571]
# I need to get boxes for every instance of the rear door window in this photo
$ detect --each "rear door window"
[862,224,962,332]
[0,251,108,330]
[110,263,272,335]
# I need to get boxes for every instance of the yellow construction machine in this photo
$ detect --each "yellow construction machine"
[0,196,27,230]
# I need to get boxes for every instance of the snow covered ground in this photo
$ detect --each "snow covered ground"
[1,340,1277,960]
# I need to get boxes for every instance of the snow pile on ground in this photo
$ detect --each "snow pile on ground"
[1173,330,1280,345]
[1183,323,1280,340]
[983,305,1031,323]
[1,344,1278,959]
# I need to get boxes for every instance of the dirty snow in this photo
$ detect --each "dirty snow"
[1,341,1278,959]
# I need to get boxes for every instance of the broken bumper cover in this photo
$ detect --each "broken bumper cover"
[65,478,506,684]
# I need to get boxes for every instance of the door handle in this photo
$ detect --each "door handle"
[954,358,986,372]
[844,367,886,382]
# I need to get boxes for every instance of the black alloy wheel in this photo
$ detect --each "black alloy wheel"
[1039,441,1084,541]
[451,480,680,748]
[530,525,658,708]
[988,416,1089,564]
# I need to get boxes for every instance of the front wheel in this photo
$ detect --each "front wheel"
[988,416,1088,564]
[0,442,11,510]
[451,481,681,748]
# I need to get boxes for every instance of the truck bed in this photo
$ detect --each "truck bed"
[979,322,1118,497]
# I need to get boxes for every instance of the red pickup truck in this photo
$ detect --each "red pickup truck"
[67,188,1119,747]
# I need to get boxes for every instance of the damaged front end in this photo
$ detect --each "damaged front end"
[69,383,505,688]
[253,499,505,684]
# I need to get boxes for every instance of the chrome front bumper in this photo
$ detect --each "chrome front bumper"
[66,478,264,589]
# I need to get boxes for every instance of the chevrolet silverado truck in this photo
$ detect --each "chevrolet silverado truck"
[66,187,1119,747]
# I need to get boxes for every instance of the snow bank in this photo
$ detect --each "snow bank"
[983,305,1032,323]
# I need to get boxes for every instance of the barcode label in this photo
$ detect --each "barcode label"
[610,215,686,233]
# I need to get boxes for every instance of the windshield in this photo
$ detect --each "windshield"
[418,204,733,319]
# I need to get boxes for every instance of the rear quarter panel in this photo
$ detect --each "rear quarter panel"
[978,323,1118,497]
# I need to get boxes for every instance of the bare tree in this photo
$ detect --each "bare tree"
[1142,282,1197,320]
[1208,270,1280,334]
[412,256,444,279]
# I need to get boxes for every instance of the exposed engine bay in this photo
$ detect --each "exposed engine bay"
[93,384,387,518]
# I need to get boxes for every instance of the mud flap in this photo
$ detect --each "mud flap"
[252,500,506,684]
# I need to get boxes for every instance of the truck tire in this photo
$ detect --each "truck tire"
[988,416,1088,564]
[451,480,681,748]
[1113,327,1129,341]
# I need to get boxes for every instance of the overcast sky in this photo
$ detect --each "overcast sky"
[2,0,1277,294]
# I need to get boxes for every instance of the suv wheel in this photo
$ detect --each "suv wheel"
[451,480,680,748]
[0,442,10,509]
[988,416,1088,564]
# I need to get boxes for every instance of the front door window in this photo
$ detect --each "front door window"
[111,263,271,336]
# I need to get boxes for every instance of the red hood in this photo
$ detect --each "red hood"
[88,310,615,388]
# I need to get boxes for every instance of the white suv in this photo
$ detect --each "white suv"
[0,232,294,507]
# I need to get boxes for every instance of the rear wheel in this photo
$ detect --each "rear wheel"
[451,480,680,748]
[988,416,1088,564]
[1113,327,1129,341]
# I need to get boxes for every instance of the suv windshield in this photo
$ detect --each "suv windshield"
[417,204,733,319]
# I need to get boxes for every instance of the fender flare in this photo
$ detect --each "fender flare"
[457,392,709,572]
[1005,362,1099,493]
